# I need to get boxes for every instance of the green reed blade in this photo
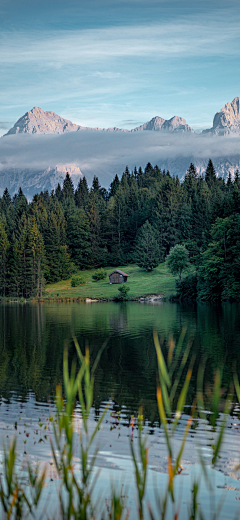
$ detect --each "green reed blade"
[233,372,240,404]
[174,416,192,474]
[92,337,110,375]
[170,342,192,403]
[159,372,172,417]
[211,368,222,427]
[172,367,193,433]
[212,395,232,466]
[154,331,171,388]
[197,360,207,420]
[169,327,187,376]
[72,334,84,365]
[157,387,172,459]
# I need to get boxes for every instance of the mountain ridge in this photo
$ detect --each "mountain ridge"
[4,97,240,137]
[4,107,195,136]
[2,97,240,198]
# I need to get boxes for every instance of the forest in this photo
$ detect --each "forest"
[0,159,239,300]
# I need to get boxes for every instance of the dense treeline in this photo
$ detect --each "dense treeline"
[0,159,239,299]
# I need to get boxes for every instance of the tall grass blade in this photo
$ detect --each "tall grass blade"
[154,331,171,388]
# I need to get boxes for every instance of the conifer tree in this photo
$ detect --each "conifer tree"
[135,220,160,271]
[87,191,105,267]
[55,183,62,201]
[62,173,74,203]
[67,209,91,268]
[75,177,89,208]
[205,159,217,188]
[92,175,101,193]
[109,175,120,198]
[0,218,9,296]
[28,218,45,297]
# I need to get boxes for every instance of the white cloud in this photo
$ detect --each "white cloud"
[92,71,121,79]
[1,131,240,188]
[1,14,240,68]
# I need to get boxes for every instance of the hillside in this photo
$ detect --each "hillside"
[44,263,176,300]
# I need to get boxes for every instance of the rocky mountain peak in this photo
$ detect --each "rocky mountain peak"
[5,107,194,136]
[132,115,194,133]
[203,97,240,135]
[5,107,85,135]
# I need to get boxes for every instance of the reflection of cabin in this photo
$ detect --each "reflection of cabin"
[109,270,129,284]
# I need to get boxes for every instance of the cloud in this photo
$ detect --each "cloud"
[1,131,240,190]
[121,120,145,125]
[1,14,240,68]
[92,71,121,79]
[0,122,11,131]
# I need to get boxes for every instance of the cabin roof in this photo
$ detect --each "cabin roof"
[108,270,129,277]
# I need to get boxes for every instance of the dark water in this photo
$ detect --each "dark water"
[1,301,240,519]
[1,301,240,414]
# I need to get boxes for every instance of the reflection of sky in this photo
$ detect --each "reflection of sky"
[1,0,240,136]
[1,397,240,519]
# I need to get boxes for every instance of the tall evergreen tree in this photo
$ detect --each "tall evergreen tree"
[67,209,91,269]
[28,218,45,297]
[135,220,160,271]
[75,177,89,208]
[205,159,217,188]
[109,175,120,198]
[0,218,9,296]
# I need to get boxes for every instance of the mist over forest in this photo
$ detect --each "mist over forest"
[1,131,240,196]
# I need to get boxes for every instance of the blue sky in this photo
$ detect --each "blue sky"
[1,0,240,136]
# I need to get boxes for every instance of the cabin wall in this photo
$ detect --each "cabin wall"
[109,273,127,284]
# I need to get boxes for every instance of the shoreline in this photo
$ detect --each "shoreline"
[0,294,165,304]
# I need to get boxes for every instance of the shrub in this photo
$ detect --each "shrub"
[176,272,198,300]
[114,284,130,301]
[71,275,85,287]
[92,268,107,281]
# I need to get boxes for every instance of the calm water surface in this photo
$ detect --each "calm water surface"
[1,301,240,519]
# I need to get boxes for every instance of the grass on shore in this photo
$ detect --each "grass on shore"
[44,262,177,300]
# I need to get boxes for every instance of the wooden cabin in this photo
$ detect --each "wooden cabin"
[109,270,129,284]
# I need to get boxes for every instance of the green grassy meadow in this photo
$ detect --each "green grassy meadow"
[44,262,177,300]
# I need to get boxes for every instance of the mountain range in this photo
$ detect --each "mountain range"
[5,107,194,136]
[1,97,240,197]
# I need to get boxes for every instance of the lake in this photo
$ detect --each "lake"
[1,301,240,519]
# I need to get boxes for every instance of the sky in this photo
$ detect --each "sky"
[1,0,240,137]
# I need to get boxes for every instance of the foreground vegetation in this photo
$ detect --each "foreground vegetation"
[0,333,239,519]
[44,262,176,300]
[0,159,240,300]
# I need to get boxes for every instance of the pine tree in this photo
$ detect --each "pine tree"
[13,188,28,221]
[62,173,74,203]
[205,159,216,188]
[6,233,20,297]
[87,191,105,267]
[0,218,9,296]
[55,183,62,201]
[75,177,89,208]
[28,218,45,297]
[109,175,120,198]
[92,176,101,193]
[135,220,160,271]
[234,169,240,187]
[2,188,11,208]
[67,209,91,268]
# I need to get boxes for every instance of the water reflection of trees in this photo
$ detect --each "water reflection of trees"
[0,302,240,423]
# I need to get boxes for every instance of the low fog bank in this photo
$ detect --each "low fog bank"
[0,131,240,195]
